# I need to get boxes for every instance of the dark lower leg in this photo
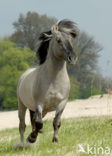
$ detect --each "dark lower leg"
[52,119,61,142]
[29,110,35,131]
[52,109,64,143]
[27,121,43,143]
[27,108,43,143]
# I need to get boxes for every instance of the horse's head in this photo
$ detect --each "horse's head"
[37,19,79,65]
[51,20,79,65]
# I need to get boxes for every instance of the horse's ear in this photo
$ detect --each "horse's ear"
[51,24,59,34]
[39,31,52,41]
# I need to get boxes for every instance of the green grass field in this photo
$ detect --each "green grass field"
[0,117,112,156]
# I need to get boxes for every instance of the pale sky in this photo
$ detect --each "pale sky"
[0,0,112,77]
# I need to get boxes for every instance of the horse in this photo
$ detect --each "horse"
[17,19,79,145]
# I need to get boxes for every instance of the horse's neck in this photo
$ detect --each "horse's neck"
[43,49,68,79]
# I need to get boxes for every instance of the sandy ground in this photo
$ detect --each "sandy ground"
[0,94,112,131]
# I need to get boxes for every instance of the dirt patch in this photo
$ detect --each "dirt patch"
[0,94,112,130]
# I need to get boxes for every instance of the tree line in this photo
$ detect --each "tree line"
[0,11,111,110]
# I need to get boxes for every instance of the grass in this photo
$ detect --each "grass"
[0,116,112,156]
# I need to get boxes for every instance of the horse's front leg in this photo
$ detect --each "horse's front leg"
[27,103,43,143]
[52,100,67,143]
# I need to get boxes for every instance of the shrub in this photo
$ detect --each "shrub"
[69,77,80,100]
[0,39,35,110]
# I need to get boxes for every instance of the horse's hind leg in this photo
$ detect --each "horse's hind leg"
[29,110,35,131]
[18,98,27,145]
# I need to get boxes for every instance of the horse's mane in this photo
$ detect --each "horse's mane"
[36,31,52,65]
[36,20,79,65]
[58,19,79,38]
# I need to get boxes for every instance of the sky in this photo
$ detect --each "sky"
[0,0,112,77]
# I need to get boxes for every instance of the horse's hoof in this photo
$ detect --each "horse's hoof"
[13,142,24,149]
[26,136,36,143]
[52,137,58,143]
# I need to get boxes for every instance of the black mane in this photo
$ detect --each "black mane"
[36,31,52,65]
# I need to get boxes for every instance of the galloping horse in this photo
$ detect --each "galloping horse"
[17,19,79,145]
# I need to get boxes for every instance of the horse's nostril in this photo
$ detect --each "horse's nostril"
[68,56,72,62]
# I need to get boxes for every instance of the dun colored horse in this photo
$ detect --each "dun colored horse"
[17,19,79,145]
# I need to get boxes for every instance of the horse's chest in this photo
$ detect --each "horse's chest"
[43,91,62,111]
[43,84,68,111]
[46,90,63,103]
[37,73,70,111]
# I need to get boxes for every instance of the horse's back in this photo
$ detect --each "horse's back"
[17,68,37,111]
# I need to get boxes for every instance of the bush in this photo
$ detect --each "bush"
[0,39,35,110]
[79,87,104,99]
[69,77,80,100]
